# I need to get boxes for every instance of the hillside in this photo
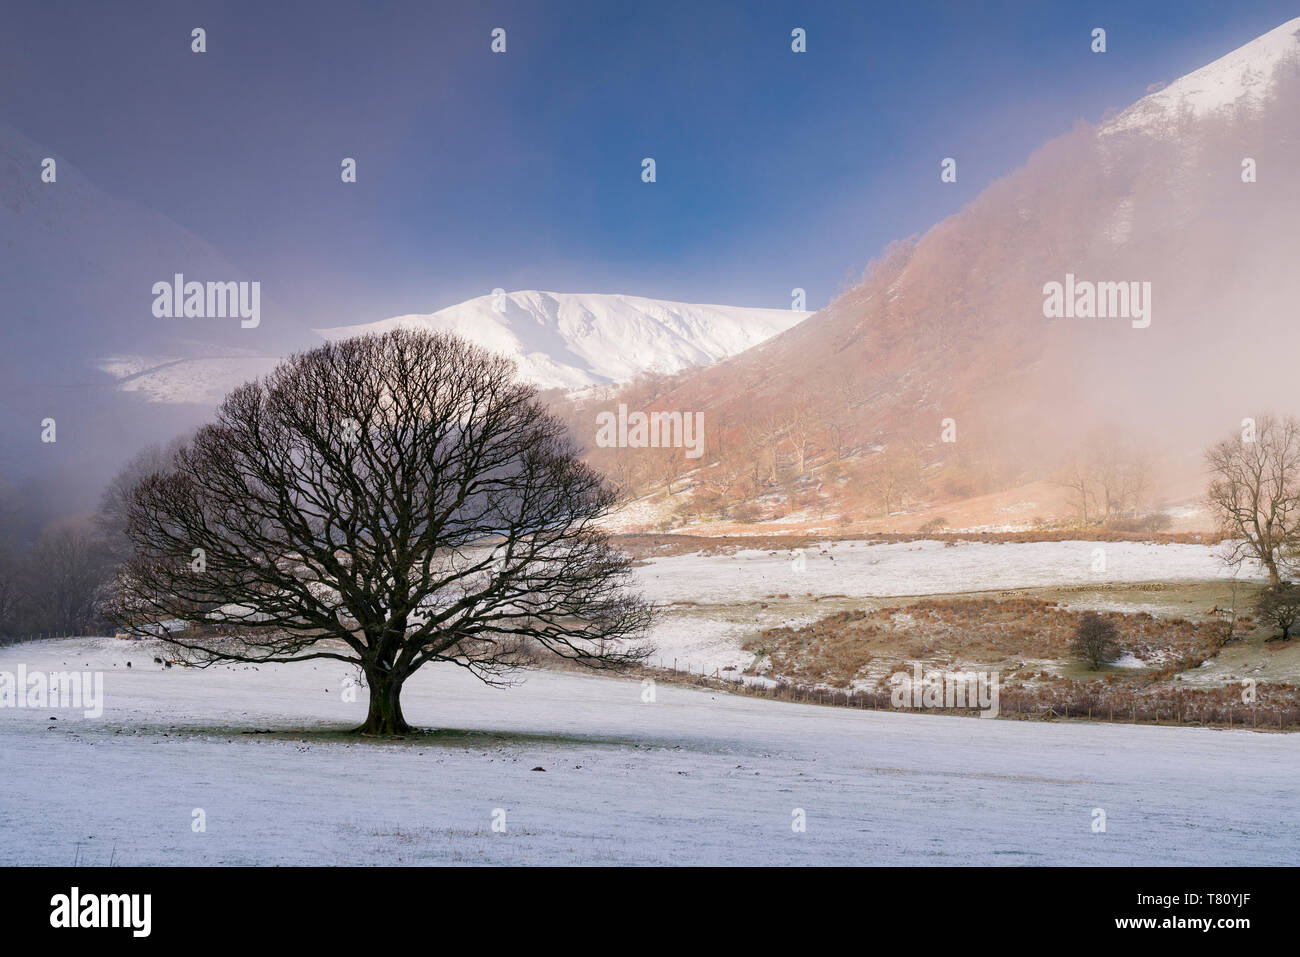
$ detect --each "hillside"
[576,18,1300,534]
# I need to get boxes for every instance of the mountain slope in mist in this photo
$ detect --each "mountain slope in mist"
[0,126,310,373]
[0,125,314,512]
[581,18,1300,526]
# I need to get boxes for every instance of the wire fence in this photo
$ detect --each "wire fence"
[0,632,96,647]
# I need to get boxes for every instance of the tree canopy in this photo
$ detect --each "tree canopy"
[107,329,653,733]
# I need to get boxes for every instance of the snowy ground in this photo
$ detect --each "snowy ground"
[1,635,1295,866]
[637,539,1249,604]
[634,538,1261,673]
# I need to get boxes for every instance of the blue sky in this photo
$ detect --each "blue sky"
[3,0,1297,325]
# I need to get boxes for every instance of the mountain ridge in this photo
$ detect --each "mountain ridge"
[316,290,810,392]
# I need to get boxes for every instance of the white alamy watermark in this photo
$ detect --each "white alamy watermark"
[890,664,1000,718]
[1042,273,1150,329]
[152,274,260,328]
[595,404,704,459]
[50,887,151,937]
[0,665,104,718]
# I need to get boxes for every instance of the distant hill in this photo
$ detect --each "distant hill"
[316,290,809,392]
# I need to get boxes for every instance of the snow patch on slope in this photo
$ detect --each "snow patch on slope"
[1102,17,1300,134]
[101,292,807,403]
[316,290,810,391]
[97,352,284,404]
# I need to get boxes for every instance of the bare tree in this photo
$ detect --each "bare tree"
[25,522,113,635]
[1057,428,1153,526]
[1059,456,1095,525]
[1089,430,1151,521]
[651,446,683,496]
[1205,413,1300,587]
[783,395,819,475]
[826,412,855,461]
[745,415,786,485]
[0,549,20,633]
[868,447,911,518]
[106,329,654,734]
[710,409,734,461]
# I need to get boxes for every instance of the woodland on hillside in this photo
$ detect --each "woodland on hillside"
[558,63,1300,531]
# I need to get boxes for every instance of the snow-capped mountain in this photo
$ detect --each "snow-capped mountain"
[103,291,808,401]
[1102,16,1300,134]
[315,291,810,391]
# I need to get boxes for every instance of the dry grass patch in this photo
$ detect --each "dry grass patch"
[744,597,1222,689]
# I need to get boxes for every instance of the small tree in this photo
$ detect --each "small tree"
[1253,582,1300,641]
[1205,413,1300,587]
[106,329,654,734]
[1058,427,1152,526]
[1071,612,1121,670]
[0,548,21,634]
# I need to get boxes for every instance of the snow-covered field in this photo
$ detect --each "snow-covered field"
[2,634,1295,866]
[637,539,1251,604]
[635,539,1261,672]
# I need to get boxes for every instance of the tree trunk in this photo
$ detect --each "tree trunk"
[1265,559,1280,588]
[355,670,410,735]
